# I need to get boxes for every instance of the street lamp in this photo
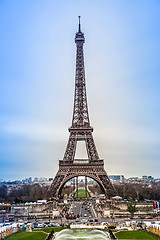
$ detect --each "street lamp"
[60,213,63,226]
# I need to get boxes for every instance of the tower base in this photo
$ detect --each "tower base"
[49,160,114,198]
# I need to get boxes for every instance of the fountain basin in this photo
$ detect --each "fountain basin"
[54,229,109,240]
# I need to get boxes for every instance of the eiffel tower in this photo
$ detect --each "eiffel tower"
[49,17,113,198]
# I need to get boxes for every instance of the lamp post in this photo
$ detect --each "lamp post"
[60,213,63,226]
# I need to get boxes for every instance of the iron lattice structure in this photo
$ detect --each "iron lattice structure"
[49,17,113,197]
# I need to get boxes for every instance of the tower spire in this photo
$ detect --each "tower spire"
[73,16,88,128]
[78,16,81,32]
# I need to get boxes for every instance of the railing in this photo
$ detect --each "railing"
[59,159,104,165]
[69,126,93,132]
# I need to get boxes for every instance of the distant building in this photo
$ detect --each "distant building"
[126,177,139,183]
[142,175,148,180]
[126,175,155,183]
[147,176,154,181]
[155,178,160,183]
[49,178,53,181]
[34,177,39,182]
[28,177,32,182]
[109,175,125,182]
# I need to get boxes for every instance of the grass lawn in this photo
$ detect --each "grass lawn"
[116,230,160,239]
[6,227,69,240]
[74,188,91,198]
[6,231,47,240]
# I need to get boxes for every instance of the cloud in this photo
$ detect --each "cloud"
[0,117,68,142]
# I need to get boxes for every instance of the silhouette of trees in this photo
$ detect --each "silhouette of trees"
[114,182,160,200]
[0,185,8,201]
[0,181,160,202]
[8,184,48,202]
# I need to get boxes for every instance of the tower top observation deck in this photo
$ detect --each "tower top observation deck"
[75,16,85,44]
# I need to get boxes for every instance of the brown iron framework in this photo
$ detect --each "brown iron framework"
[49,17,113,197]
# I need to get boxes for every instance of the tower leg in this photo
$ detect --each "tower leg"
[76,176,78,198]
[85,176,87,198]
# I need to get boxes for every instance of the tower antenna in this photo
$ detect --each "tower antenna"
[78,16,81,32]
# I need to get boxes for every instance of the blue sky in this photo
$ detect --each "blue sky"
[0,0,160,180]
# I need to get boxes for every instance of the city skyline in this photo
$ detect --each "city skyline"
[0,0,160,180]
